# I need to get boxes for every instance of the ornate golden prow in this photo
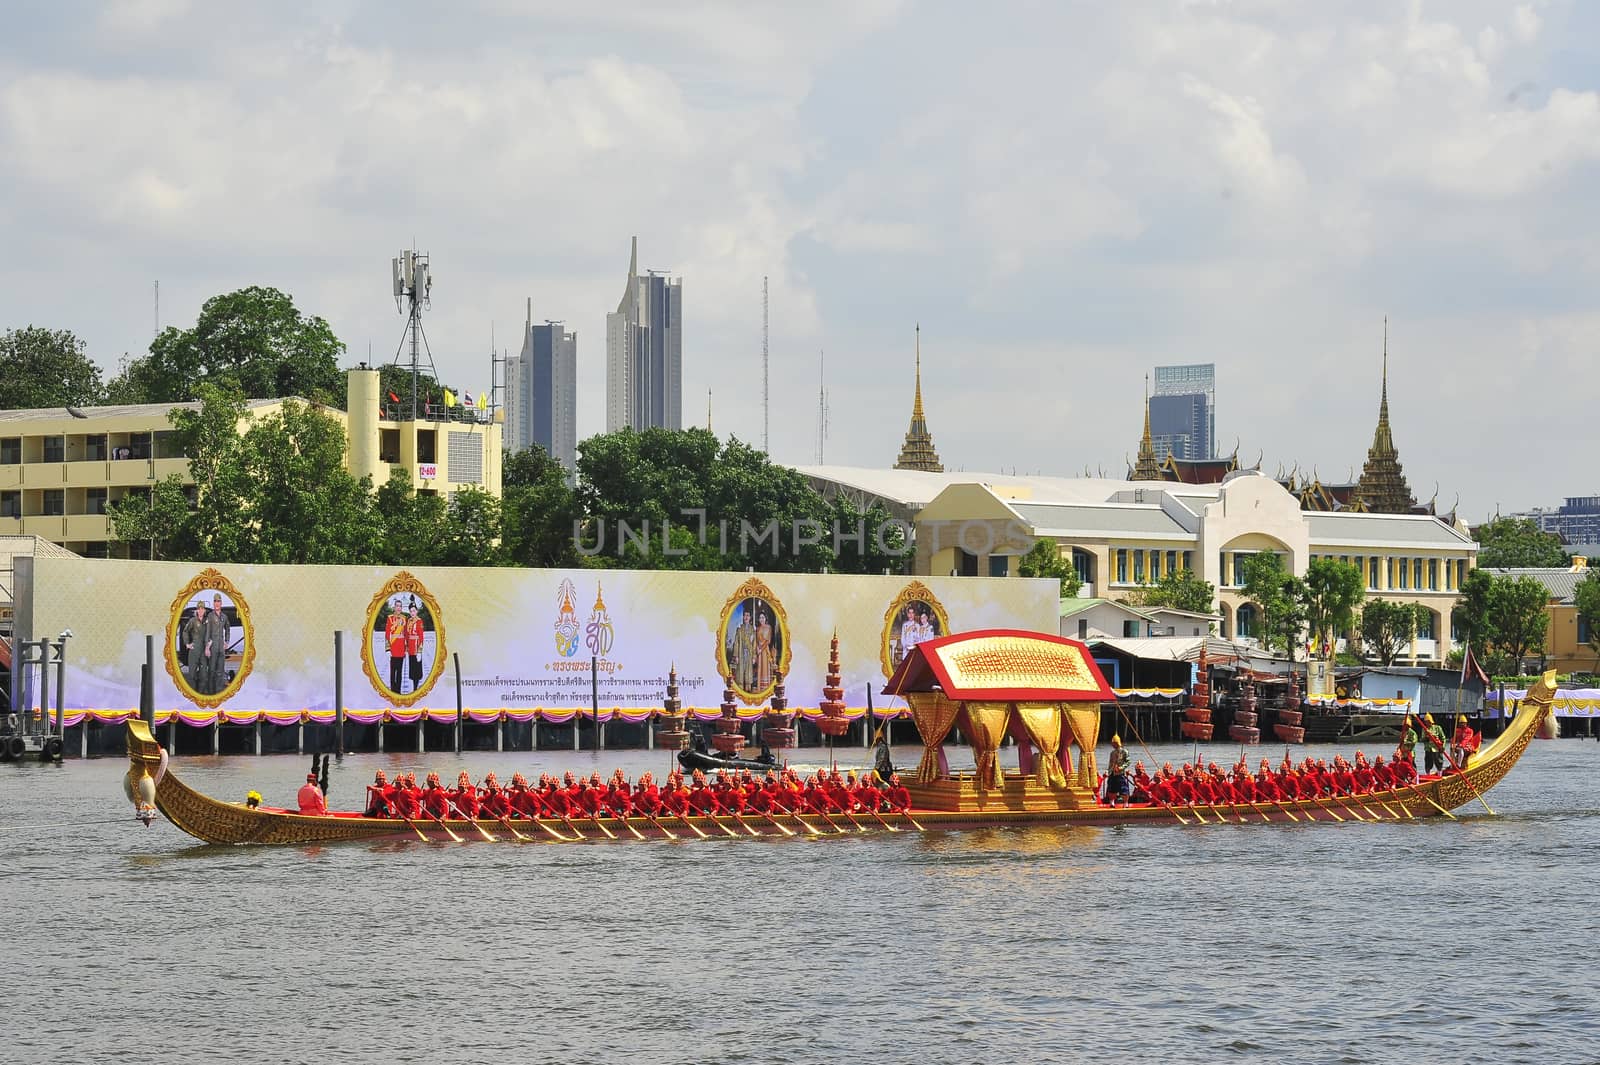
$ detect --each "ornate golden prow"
[124,718,167,827]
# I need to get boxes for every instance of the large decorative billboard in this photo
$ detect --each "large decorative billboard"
[23,558,1057,719]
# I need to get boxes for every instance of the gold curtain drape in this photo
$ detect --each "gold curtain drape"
[907,692,962,784]
[963,701,1012,791]
[1015,702,1067,788]
[1063,702,1101,791]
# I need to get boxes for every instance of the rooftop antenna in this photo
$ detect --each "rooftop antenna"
[153,280,159,338]
[762,275,770,454]
[489,320,504,420]
[390,247,439,422]
[815,350,830,464]
[707,387,713,432]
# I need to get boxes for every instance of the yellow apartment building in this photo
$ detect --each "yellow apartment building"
[1489,560,1598,674]
[0,367,501,558]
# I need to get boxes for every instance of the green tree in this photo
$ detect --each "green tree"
[1454,568,1495,650]
[1360,599,1425,666]
[1474,516,1570,568]
[1301,558,1366,653]
[1125,566,1214,615]
[110,383,380,564]
[106,477,193,561]
[107,287,346,404]
[1237,552,1308,659]
[1017,538,1082,595]
[575,429,834,572]
[500,446,583,569]
[0,327,104,409]
[1576,570,1600,670]
[436,487,505,567]
[1486,575,1551,672]
[827,494,910,576]
[373,468,449,565]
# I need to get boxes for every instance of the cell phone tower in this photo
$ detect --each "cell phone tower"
[391,249,439,421]
[815,350,829,465]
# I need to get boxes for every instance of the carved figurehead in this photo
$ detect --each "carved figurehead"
[124,718,167,827]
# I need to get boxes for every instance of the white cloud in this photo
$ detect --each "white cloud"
[0,1,1595,517]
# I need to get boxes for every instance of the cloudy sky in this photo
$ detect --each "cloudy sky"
[3,1,1596,518]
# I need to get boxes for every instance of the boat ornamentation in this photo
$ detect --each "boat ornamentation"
[124,630,1556,845]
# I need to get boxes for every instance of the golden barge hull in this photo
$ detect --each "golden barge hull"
[124,674,1556,846]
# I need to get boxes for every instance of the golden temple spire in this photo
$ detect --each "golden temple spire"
[1131,373,1162,481]
[894,323,944,472]
[1356,316,1415,513]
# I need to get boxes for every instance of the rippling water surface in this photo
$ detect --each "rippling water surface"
[3,737,1597,1064]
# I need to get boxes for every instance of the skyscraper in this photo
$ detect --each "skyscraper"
[605,236,682,432]
[1150,363,1216,462]
[506,298,577,473]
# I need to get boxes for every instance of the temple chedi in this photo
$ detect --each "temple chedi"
[1355,319,1417,514]
[1130,377,1162,481]
[893,324,944,473]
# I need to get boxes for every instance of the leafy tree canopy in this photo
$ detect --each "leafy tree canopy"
[1359,598,1425,666]
[1016,539,1083,596]
[1575,570,1600,670]
[1474,516,1570,569]
[1123,566,1214,615]
[1453,568,1552,674]
[107,287,346,405]
[0,326,104,409]
[1237,551,1307,659]
[1301,558,1366,649]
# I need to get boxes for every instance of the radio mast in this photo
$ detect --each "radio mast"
[761,275,770,453]
[391,249,438,421]
[815,350,829,464]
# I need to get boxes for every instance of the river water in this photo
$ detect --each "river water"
[2,737,1596,1065]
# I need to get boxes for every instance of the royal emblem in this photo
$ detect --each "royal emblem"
[554,579,580,658]
[585,582,615,657]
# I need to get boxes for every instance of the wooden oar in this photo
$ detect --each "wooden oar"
[491,813,535,842]
[1271,800,1301,823]
[758,810,796,837]
[1243,800,1272,824]
[1309,793,1347,823]
[706,813,739,838]
[730,812,762,837]
[641,811,678,840]
[896,809,924,832]
[1147,795,1191,826]
[1412,786,1458,820]
[787,809,824,836]
[618,815,648,840]
[399,815,430,841]
[446,799,497,842]
[837,808,870,833]
[674,812,711,839]
[423,809,465,842]
[1372,790,1412,819]
[1443,751,1496,817]
[812,807,850,835]
[864,808,903,832]
[587,812,618,840]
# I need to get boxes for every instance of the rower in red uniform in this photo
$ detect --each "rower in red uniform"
[854,771,883,812]
[662,773,691,816]
[297,771,327,815]
[392,773,422,819]
[1391,753,1418,786]
[420,772,451,819]
[480,772,510,819]
[1332,757,1356,796]
[633,772,662,817]
[450,770,480,818]
[884,773,911,812]
[605,774,634,819]
[1370,756,1393,791]
[364,770,394,817]
[1254,760,1279,802]
[1131,763,1153,804]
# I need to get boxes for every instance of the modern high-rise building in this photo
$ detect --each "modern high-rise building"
[1515,496,1600,545]
[605,236,682,432]
[1150,363,1216,462]
[505,299,577,472]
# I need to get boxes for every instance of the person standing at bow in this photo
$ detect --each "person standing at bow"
[297,771,327,815]
[1419,713,1448,776]
[1104,735,1131,807]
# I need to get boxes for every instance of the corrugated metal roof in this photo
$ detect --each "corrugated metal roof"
[1307,512,1475,549]
[1012,502,1191,539]
[1489,567,1591,604]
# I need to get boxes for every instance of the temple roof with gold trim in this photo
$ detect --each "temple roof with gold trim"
[883,629,1115,702]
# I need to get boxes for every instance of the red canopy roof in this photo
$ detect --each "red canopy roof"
[883,628,1115,703]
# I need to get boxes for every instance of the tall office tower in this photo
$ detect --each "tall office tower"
[605,236,683,432]
[1150,363,1216,462]
[507,298,577,472]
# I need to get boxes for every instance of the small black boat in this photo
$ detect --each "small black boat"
[677,746,780,774]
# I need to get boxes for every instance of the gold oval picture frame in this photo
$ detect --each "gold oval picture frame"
[715,576,791,706]
[361,571,446,707]
[881,580,950,679]
[164,568,256,709]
